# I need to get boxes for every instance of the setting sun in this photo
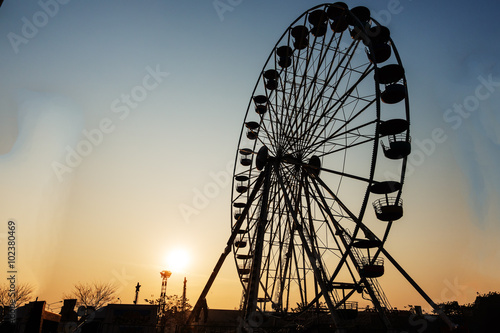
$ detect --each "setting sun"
[165,248,190,273]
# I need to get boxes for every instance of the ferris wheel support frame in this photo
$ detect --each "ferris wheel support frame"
[274,162,343,327]
[243,164,272,321]
[311,169,457,329]
[307,172,393,328]
[186,170,267,324]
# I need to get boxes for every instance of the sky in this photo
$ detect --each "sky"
[0,0,499,315]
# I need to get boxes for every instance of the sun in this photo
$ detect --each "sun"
[165,248,190,273]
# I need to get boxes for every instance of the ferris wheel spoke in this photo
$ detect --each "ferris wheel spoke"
[305,176,361,286]
[316,62,373,121]
[309,111,377,157]
[292,236,307,305]
[299,65,375,152]
[295,43,365,148]
[258,120,280,153]
[244,165,275,316]
[264,184,292,304]
[284,43,364,153]
[311,173,361,224]
[294,36,339,146]
[306,99,376,146]
[286,49,316,140]
[268,86,292,152]
[278,156,373,186]
[275,166,342,319]
[303,74,366,151]
[301,175,341,245]
[302,37,359,122]
[267,173,299,309]
[316,136,376,158]
[317,166,373,184]
[308,173,386,263]
[301,191,359,306]
[277,214,296,310]
[278,41,306,148]
[303,119,377,159]
[284,30,339,146]
[302,174,337,286]
[307,35,359,110]
[303,177,351,255]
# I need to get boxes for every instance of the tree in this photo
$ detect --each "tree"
[471,291,500,331]
[433,291,500,331]
[145,294,191,313]
[145,294,192,327]
[0,283,34,309]
[64,281,118,310]
[433,300,469,317]
[165,294,192,314]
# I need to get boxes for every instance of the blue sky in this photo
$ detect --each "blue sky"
[0,0,499,312]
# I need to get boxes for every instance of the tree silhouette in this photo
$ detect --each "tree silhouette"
[0,283,34,309]
[64,281,118,310]
[145,294,192,327]
[471,291,500,331]
[433,291,500,331]
[145,294,191,312]
[433,300,470,317]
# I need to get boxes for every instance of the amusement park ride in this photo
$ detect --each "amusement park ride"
[187,3,456,332]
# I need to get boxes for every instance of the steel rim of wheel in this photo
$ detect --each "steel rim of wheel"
[230,2,410,320]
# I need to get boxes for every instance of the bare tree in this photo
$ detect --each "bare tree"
[0,283,34,309]
[64,281,118,310]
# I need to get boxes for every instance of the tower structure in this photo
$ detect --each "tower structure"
[160,270,172,313]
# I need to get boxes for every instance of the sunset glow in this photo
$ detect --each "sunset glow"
[165,249,190,274]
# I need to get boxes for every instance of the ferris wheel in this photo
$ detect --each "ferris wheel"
[189,3,455,331]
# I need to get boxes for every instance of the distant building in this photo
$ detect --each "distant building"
[90,304,158,333]
[65,303,158,333]
[0,300,158,333]
[0,300,60,333]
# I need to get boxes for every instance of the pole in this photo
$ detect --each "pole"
[134,282,141,305]
[181,277,187,311]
